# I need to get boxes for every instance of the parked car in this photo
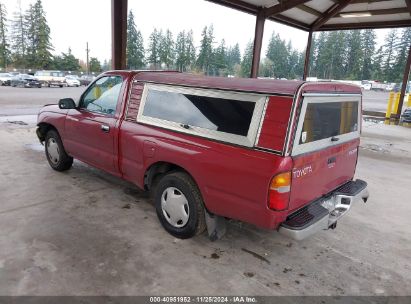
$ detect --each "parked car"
[36,71,369,240]
[34,70,66,87]
[401,108,411,123]
[65,75,80,87]
[11,74,42,88]
[0,73,12,86]
[79,75,96,86]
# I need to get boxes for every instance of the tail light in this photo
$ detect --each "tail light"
[268,172,291,211]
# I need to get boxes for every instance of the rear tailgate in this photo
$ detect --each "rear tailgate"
[289,92,361,211]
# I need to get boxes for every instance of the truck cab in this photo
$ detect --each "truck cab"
[36,71,369,240]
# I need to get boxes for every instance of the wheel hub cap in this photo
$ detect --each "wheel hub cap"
[47,138,60,164]
[161,187,189,228]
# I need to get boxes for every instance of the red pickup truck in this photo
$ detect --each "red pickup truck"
[36,71,369,240]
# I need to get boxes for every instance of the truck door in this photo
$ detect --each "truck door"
[289,93,361,212]
[64,75,124,175]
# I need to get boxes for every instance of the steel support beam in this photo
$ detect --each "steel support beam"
[395,44,411,123]
[303,31,313,81]
[264,0,311,18]
[405,0,411,16]
[250,9,265,78]
[311,0,352,31]
[111,0,128,70]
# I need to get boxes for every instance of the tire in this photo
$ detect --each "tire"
[45,129,73,171]
[154,171,206,239]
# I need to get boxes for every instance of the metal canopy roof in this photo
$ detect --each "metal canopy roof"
[206,0,411,31]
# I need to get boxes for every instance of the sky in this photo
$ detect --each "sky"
[1,0,390,64]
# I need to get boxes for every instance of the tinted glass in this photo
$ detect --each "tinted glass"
[80,76,123,115]
[143,89,256,136]
[300,101,358,144]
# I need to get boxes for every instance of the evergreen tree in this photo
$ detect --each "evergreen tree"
[266,32,288,78]
[361,29,376,80]
[0,1,9,68]
[259,58,274,78]
[159,29,174,69]
[345,30,363,79]
[226,43,241,75]
[147,28,161,69]
[175,30,186,72]
[89,57,102,72]
[185,30,196,71]
[10,1,27,68]
[32,0,53,68]
[175,30,196,72]
[373,46,384,80]
[240,41,253,77]
[53,48,80,71]
[24,4,36,67]
[126,10,145,69]
[315,31,346,79]
[214,39,227,76]
[197,25,214,75]
[288,48,301,79]
[311,32,327,77]
[381,29,399,81]
[392,28,411,82]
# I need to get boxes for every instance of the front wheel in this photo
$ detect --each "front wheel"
[45,129,73,171]
[154,172,206,239]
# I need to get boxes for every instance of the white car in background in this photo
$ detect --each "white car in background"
[65,75,80,87]
[0,73,13,86]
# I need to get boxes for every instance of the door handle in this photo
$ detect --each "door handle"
[101,124,110,133]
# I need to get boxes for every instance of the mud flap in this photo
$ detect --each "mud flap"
[205,210,226,241]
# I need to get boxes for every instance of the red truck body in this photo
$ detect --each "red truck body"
[37,71,369,240]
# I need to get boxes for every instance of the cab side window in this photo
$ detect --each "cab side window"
[80,76,123,115]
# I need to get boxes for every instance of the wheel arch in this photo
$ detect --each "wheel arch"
[144,161,201,194]
[36,122,58,143]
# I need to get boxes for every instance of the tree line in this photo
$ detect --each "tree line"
[0,1,410,83]
[309,28,411,83]
[127,10,302,79]
[126,10,411,83]
[0,0,103,73]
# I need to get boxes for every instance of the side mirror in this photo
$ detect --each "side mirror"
[58,98,76,109]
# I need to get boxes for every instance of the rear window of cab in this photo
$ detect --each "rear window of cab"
[137,84,267,147]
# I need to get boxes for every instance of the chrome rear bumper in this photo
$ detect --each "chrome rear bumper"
[279,179,369,241]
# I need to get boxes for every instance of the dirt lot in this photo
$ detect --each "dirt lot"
[0,86,410,296]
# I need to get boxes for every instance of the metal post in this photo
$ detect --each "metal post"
[111,0,128,70]
[394,44,411,124]
[250,9,265,78]
[385,92,395,124]
[303,31,313,81]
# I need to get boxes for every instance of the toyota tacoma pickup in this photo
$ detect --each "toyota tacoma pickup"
[36,71,369,240]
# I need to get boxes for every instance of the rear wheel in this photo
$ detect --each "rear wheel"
[154,171,206,239]
[45,129,73,171]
